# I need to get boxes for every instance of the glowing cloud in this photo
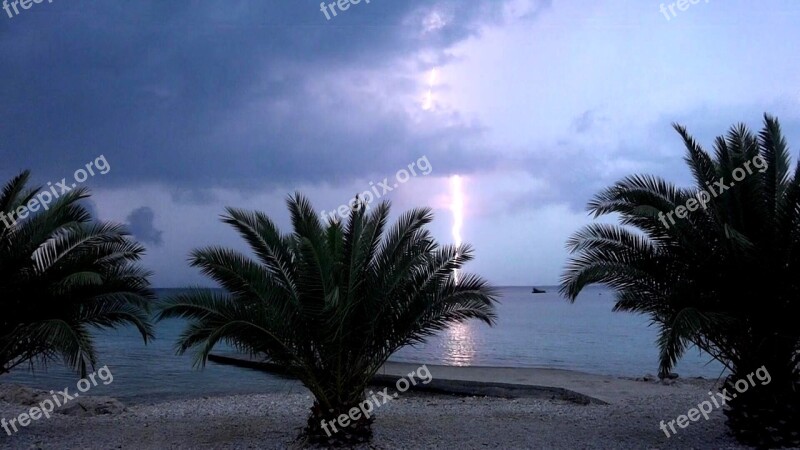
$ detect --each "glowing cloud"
[422,68,437,110]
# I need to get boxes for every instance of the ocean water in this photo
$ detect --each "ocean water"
[392,285,724,378]
[3,287,724,403]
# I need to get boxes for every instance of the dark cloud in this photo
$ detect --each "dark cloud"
[126,206,163,246]
[0,0,549,192]
[572,109,601,134]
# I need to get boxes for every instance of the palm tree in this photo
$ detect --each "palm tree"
[560,115,799,447]
[0,171,155,377]
[158,194,497,444]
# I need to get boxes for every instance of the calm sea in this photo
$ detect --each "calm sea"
[3,287,724,403]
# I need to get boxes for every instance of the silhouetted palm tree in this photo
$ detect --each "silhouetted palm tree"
[159,194,497,444]
[560,115,799,447]
[0,171,155,377]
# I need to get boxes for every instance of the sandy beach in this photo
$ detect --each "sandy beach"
[1,364,750,449]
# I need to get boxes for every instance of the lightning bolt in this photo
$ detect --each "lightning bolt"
[450,175,464,284]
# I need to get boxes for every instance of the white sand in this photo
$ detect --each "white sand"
[1,375,749,449]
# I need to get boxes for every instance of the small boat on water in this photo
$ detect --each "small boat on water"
[531,287,546,294]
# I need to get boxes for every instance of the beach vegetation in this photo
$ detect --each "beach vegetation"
[560,115,800,447]
[159,193,497,445]
[0,170,155,378]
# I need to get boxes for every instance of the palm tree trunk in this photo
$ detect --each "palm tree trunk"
[724,352,800,447]
[305,400,374,446]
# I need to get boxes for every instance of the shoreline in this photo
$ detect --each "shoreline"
[1,360,722,407]
[205,356,720,406]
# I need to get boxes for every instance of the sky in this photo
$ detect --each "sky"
[2,0,800,287]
